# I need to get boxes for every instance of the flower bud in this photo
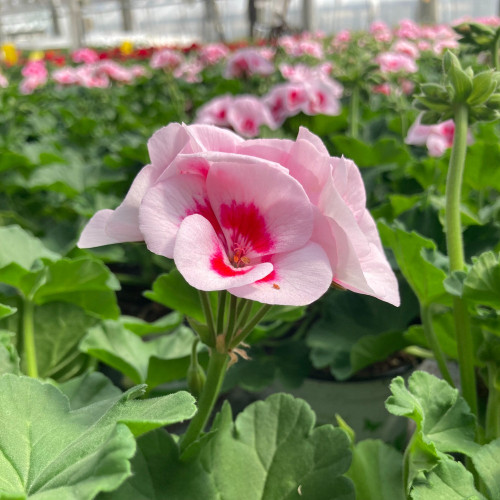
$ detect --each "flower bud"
[443,51,473,102]
[467,71,498,106]
[187,340,206,399]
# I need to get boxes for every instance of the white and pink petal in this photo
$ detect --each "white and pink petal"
[173,214,273,291]
[139,173,218,258]
[229,242,333,306]
[206,159,313,258]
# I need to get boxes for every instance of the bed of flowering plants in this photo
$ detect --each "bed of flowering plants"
[1,15,500,499]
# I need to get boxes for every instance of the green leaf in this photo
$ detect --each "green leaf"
[0,303,16,320]
[346,439,405,500]
[378,222,450,305]
[103,394,355,500]
[144,269,216,323]
[468,71,497,106]
[463,141,500,192]
[119,312,183,336]
[0,374,196,500]
[471,438,500,500]
[0,226,59,296]
[386,371,479,457]
[32,302,99,380]
[0,330,20,375]
[307,283,418,380]
[58,371,122,409]
[443,51,472,102]
[80,321,201,389]
[462,252,500,309]
[0,225,59,270]
[27,161,87,198]
[411,458,485,500]
[33,258,120,319]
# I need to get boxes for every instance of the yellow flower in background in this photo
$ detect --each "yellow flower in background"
[29,50,45,61]
[120,40,134,56]
[2,43,18,65]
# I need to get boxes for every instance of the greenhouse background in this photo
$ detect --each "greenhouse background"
[1,0,499,50]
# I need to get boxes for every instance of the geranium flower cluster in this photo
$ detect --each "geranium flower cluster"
[52,60,147,89]
[196,63,343,136]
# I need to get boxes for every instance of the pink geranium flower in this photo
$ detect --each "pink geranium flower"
[376,52,418,74]
[200,43,229,65]
[226,96,277,137]
[195,95,233,127]
[150,48,183,70]
[72,48,99,64]
[405,115,473,157]
[78,124,399,307]
[224,48,274,79]
[0,73,8,88]
[52,67,80,85]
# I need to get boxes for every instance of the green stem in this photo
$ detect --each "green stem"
[180,349,228,453]
[229,303,273,350]
[225,294,238,344]
[445,103,478,415]
[348,85,360,139]
[22,299,38,378]
[485,362,500,441]
[232,299,253,337]
[216,291,227,336]
[420,304,454,387]
[492,31,500,71]
[198,290,216,346]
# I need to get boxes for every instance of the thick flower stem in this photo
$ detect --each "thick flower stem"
[349,85,360,139]
[445,103,477,416]
[180,348,228,454]
[22,299,38,378]
[420,304,454,387]
[485,363,500,441]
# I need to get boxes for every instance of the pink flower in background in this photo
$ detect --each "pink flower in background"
[97,60,134,83]
[335,29,351,43]
[224,48,274,78]
[130,65,148,78]
[279,36,324,59]
[150,48,183,70]
[72,48,99,64]
[432,38,459,55]
[200,43,229,65]
[173,59,204,83]
[20,60,48,94]
[226,95,277,137]
[373,83,391,96]
[78,123,399,307]
[0,73,8,88]
[22,60,48,79]
[370,21,392,42]
[396,19,421,39]
[52,67,80,85]
[392,40,419,59]
[264,83,309,125]
[405,115,473,157]
[195,95,233,127]
[376,52,418,73]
